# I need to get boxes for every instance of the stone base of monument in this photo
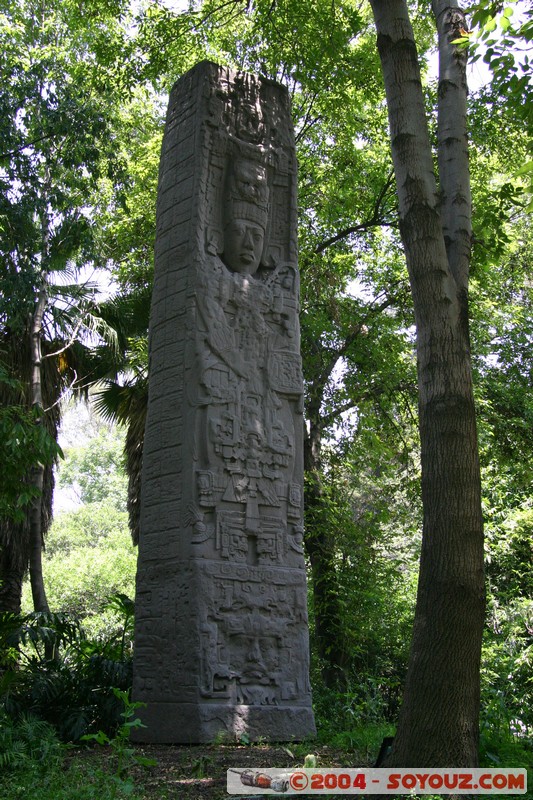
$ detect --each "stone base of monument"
[131,702,317,744]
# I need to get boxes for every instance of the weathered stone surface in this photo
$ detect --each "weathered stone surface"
[132,60,316,743]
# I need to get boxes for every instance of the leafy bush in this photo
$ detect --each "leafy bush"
[0,658,148,800]
[1,595,134,742]
[21,504,136,639]
[481,496,533,760]
[82,688,157,799]
[0,763,142,800]
[486,506,533,602]
[481,598,533,741]
[312,677,396,759]
[44,504,131,557]
[57,425,128,510]
[0,711,62,770]
[0,365,63,522]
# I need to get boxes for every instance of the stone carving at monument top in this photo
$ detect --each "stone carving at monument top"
[133,61,316,743]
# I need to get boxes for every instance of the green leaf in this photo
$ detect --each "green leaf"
[514,160,533,177]
[136,755,158,767]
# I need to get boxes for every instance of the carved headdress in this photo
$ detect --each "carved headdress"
[224,147,270,232]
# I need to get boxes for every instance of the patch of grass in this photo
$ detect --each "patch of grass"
[0,759,143,800]
[0,699,151,800]
[318,722,396,765]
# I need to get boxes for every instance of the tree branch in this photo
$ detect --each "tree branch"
[43,317,84,359]
[321,398,359,427]
[43,370,78,413]
[295,91,321,144]
[312,292,397,402]
[0,132,58,160]
[314,170,396,254]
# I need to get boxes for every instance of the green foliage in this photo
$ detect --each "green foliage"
[21,501,136,637]
[57,426,128,509]
[1,609,83,659]
[91,97,162,291]
[190,753,214,777]
[480,624,533,795]
[0,762,143,800]
[0,0,139,617]
[472,219,533,490]
[313,675,396,738]
[45,503,130,555]
[0,0,132,327]
[0,711,62,771]
[482,596,533,739]
[1,597,134,742]
[0,714,146,800]
[486,507,533,601]
[82,688,157,799]
[472,208,533,761]
[469,2,533,128]
[467,3,533,214]
[1,0,530,776]
[320,719,395,764]
[0,365,63,522]
[306,420,419,697]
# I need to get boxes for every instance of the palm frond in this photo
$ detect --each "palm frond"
[82,311,119,351]
[93,375,147,427]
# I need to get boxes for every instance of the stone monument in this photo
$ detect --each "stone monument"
[132,61,316,743]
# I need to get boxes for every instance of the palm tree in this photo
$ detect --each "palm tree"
[0,0,132,614]
[0,270,116,614]
[89,287,151,545]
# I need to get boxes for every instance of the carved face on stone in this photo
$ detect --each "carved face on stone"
[223,219,265,275]
[222,156,269,274]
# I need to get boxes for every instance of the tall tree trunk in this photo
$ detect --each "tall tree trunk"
[0,543,26,614]
[28,285,50,614]
[369,0,485,766]
[304,413,349,689]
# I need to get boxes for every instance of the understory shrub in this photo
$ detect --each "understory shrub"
[21,503,136,640]
[0,711,62,770]
[0,594,134,742]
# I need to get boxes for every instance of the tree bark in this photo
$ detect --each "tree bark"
[369,0,485,767]
[28,285,51,614]
[304,415,350,688]
[0,544,26,614]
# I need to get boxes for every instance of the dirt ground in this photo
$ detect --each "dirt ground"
[87,741,366,800]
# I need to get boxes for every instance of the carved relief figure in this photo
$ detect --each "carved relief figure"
[133,63,315,742]
[183,143,307,705]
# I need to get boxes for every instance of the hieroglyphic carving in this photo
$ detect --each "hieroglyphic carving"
[196,562,310,706]
[133,61,315,743]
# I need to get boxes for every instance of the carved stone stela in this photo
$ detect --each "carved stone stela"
[132,61,316,743]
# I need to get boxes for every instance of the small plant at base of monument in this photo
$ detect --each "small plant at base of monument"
[190,753,214,778]
[82,688,157,798]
